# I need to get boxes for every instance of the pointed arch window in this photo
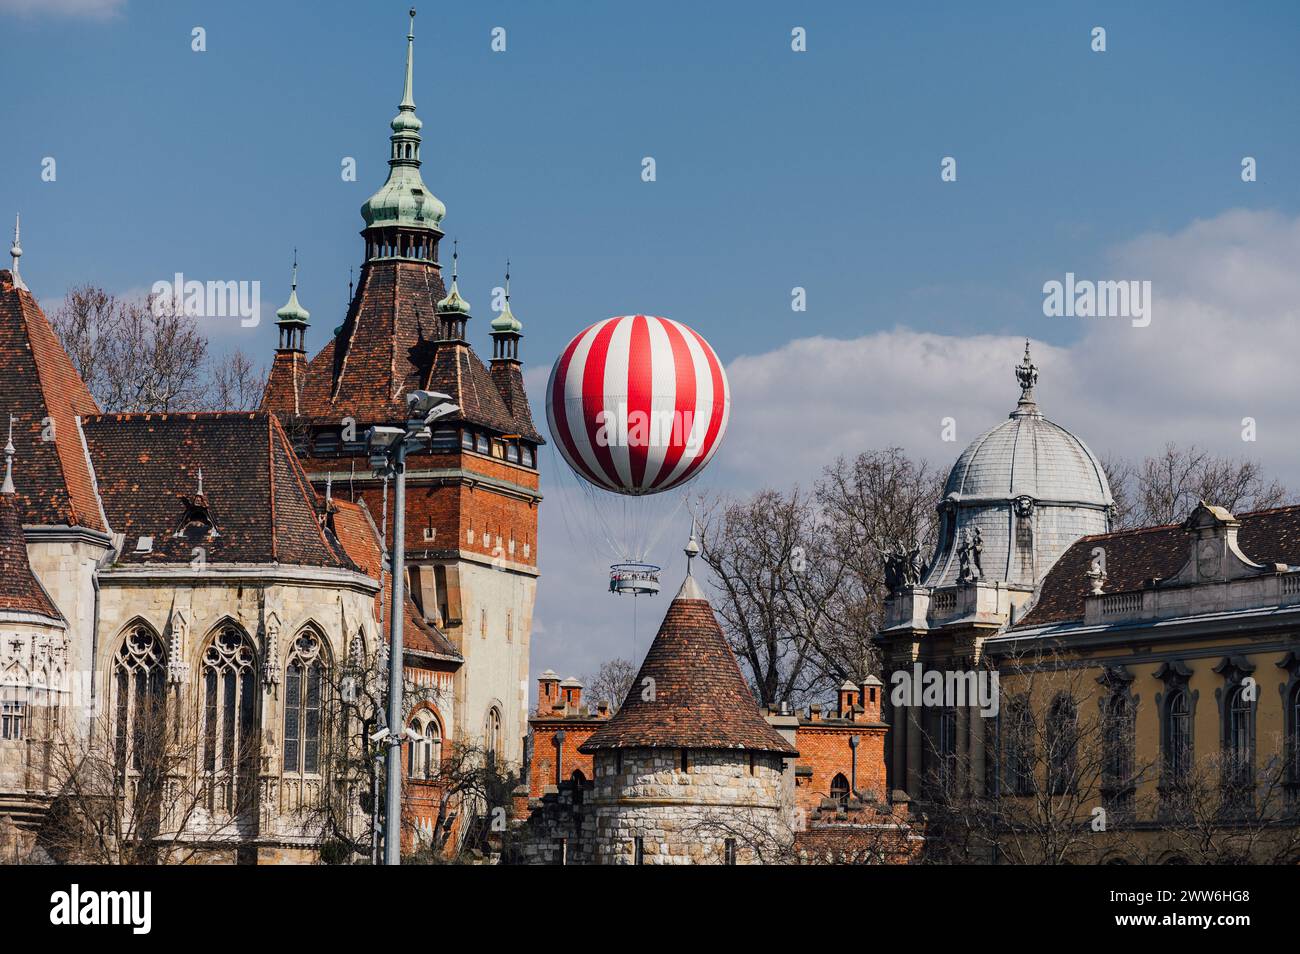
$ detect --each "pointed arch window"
[200,626,257,810]
[830,772,851,805]
[284,630,327,776]
[485,706,502,767]
[1,661,30,741]
[111,626,167,774]
[408,712,441,779]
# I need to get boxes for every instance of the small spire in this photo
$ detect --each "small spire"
[504,257,510,303]
[491,258,522,335]
[684,516,700,576]
[9,215,27,292]
[400,8,417,111]
[1,415,15,495]
[437,238,472,317]
[196,466,204,497]
[347,266,354,303]
[324,471,333,504]
[452,238,459,283]
[290,247,298,291]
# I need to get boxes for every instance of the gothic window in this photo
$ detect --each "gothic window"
[1046,695,1078,796]
[1004,697,1035,796]
[724,838,737,865]
[1163,688,1192,784]
[200,626,257,809]
[111,627,167,774]
[284,630,326,776]
[484,706,502,767]
[830,772,851,805]
[1,660,28,741]
[408,712,441,779]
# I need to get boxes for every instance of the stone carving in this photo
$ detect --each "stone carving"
[957,527,983,583]
[884,540,928,593]
[167,610,190,685]
[1086,547,1107,595]
[263,614,282,688]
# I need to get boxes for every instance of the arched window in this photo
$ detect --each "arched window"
[1,661,30,741]
[1005,697,1035,796]
[284,630,326,776]
[1224,685,1253,789]
[1102,693,1135,811]
[1163,688,1192,784]
[484,706,502,767]
[1046,695,1078,796]
[1289,683,1300,784]
[111,626,166,774]
[200,626,257,810]
[937,706,958,792]
[830,772,851,805]
[408,712,442,779]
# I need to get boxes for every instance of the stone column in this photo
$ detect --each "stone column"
[906,704,922,796]
[969,706,987,798]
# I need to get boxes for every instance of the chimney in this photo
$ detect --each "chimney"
[597,700,610,718]
[537,670,560,711]
[809,703,822,723]
[560,676,583,712]
[860,675,883,720]
[838,680,860,720]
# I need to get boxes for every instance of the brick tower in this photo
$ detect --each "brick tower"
[260,10,543,770]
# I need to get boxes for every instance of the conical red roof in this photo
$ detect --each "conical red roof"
[579,575,797,756]
[0,491,63,623]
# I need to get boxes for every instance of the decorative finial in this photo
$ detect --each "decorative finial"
[504,258,511,302]
[451,238,459,283]
[291,247,298,290]
[1014,338,1039,409]
[1,415,15,495]
[325,471,333,504]
[196,467,204,497]
[400,8,417,111]
[347,266,354,303]
[684,516,700,576]
[9,215,27,292]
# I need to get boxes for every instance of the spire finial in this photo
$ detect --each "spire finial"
[1013,338,1040,415]
[400,8,417,111]
[347,266,354,303]
[684,516,700,576]
[291,247,298,290]
[196,467,204,497]
[9,215,27,292]
[505,258,511,302]
[325,471,333,504]
[451,238,459,283]
[1,415,15,495]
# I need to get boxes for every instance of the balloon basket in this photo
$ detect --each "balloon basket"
[609,563,661,596]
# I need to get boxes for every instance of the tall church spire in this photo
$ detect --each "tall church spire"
[400,7,417,112]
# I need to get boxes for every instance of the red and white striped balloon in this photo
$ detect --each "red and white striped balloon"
[546,315,731,496]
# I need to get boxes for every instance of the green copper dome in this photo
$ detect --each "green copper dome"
[360,11,445,232]
[490,301,521,334]
[438,281,471,315]
[275,260,310,325]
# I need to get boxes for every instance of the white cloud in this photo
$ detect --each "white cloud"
[0,0,124,17]
[530,209,1300,676]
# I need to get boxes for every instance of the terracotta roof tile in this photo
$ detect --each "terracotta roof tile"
[81,411,357,570]
[0,275,106,532]
[0,492,63,621]
[580,577,797,755]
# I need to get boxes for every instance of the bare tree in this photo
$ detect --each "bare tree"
[699,449,940,707]
[211,348,268,412]
[582,657,636,713]
[41,704,250,865]
[1104,443,1290,530]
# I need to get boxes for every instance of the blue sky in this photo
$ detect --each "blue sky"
[4,0,1300,677]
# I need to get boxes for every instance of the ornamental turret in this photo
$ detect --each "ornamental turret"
[490,260,523,363]
[274,252,310,353]
[359,8,445,264]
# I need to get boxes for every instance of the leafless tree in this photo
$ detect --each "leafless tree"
[581,657,636,713]
[1104,443,1290,530]
[52,285,266,414]
[699,448,940,707]
[211,348,268,412]
[40,704,250,865]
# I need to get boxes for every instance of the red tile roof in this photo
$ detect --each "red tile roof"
[1015,504,1300,628]
[261,260,542,442]
[0,491,64,622]
[0,273,106,532]
[82,411,357,570]
[330,497,461,664]
[580,577,797,756]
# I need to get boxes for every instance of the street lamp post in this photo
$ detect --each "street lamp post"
[367,390,459,866]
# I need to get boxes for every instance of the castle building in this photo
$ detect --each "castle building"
[0,12,537,864]
[260,10,542,777]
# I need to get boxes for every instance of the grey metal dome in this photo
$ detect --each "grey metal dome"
[924,343,1113,589]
